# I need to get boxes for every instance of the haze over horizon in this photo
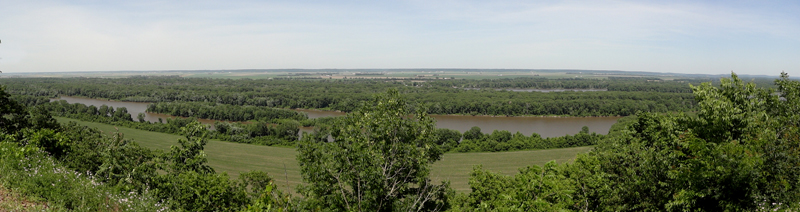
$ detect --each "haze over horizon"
[1,0,798,76]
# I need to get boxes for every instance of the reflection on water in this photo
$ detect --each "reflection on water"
[294,110,619,138]
[431,115,618,138]
[51,96,221,127]
[51,96,620,138]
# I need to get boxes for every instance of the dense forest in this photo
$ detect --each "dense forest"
[1,73,797,211]
[24,96,604,152]
[146,101,308,122]
[0,76,708,116]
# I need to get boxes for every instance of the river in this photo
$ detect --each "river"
[52,96,620,138]
[50,96,221,126]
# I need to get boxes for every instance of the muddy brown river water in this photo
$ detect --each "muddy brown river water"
[53,96,620,138]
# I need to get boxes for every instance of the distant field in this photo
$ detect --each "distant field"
[55,117,592,193]
[1,69,728,81]
[181,71,617,80]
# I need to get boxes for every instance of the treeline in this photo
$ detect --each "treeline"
[42,98,600,152]
[10,94,51,106]
[606,80,693,92]
[429,77,610,89]
[139,97,608,152]
[417,91,693,116]
[1,76,699,116]
[447,126,604,152]
[146,101,308,122]
[428,76,778,93]
[212,120,300,146]
[42,100,301,146]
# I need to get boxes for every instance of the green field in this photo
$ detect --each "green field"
[179,70,615,80]
[15,70,607,80]
[3,69,680,81]
[55,117,592,193]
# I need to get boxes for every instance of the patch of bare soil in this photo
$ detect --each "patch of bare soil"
[0,186,51,212]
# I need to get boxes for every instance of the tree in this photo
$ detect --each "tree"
[581,73,800,211]
[157,121,251,212]
[238,170,274,199]
[137,113,146,122]
[297,89,451,211]
[274,119,300,141]
[27,106,60,130]
[434,128,461,152]
[463,126,483,140]
[96,131,157,192]
[159,171,249,212]
[0,86,28,133]
[451,162,575,211]
[113,107,132,121]
[488,130,512,143]
[164,121,214,175]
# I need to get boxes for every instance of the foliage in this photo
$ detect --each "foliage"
[239,171,275,199]
[5,73,799,211]
[0,85,28,134]
[240,175,296,212]
[146,101,308,122]
[574,73,800,211]
[434,128,461,153]
[163,121,215,175]
[462,126,484,140]
[453,127,603,153]
[449,73,800,211]
[450,162,575,211]
[297,89,451,211]
[155,171,249,212]
[0,184,53,211]
[0,87,282,211]
[0,140,168,211]
[95,131,158,192]
[153,120,254,212]
[44,96,605,152]
[605,114,637,137]
[1,76,701,116]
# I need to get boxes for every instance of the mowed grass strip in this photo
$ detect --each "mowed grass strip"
[54,117,303,193]
[55,117,591,193]
[430,147,593,193]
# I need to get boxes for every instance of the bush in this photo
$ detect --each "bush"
[0,141,168,211]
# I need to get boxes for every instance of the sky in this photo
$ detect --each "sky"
[0,0,798,76]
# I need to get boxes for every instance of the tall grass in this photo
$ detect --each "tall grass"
[0,141,169,211]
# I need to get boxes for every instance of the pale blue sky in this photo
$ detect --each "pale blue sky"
[0,0,798,75]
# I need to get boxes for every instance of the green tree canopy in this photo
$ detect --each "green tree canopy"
[0,86,28,133]
[583,73,800,211]
[297,89,450,212]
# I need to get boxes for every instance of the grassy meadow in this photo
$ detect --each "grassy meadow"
[55,117,592,193]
